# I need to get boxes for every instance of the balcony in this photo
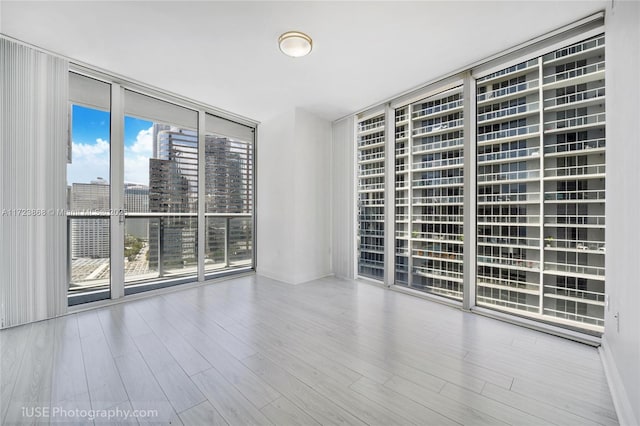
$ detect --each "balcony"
[477,101,539,123]
[544,285,604,304]
[413,118,463,137]
[477,146,539,163]
[543,36,605,64]
[411,231,463,241]
[477,169,540,183]
[395,112,409,123]
[478,59,539,84]
[358,134,385,148]
[413,137,464,154]
[544,87,605,109]
[477,79,539,103]
[413,266,463,282]
[477,255,540,270]
[412,99,463,120]
[396,146,409,156]
[544,261,604,277]
[544,214,605,226]
[544,189,605,202]
[395,129,408,139]
[413,195,464,205]
[477,275,539,293]
[542,307,604,328]
[544,237,605,252]
[477,192,540,204]
[412,214,463,223]
[478,235,539,248]
[477,124,539,143]
[358,150,385,163]
[412,248,463,262]
[412,156,463,170]
[412,176,464,187]
[477,296,540,314]
[359,243,384,253]
[544,164,605,179]
[358,182,385,192]
[544,138,605,155]
[358,120,385,134]
[359,166,385,177]
[477,214,540,225]
[544,112,605,132]
[543,61,605,86]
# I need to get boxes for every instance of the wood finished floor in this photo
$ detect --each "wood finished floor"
[1,275,618,425]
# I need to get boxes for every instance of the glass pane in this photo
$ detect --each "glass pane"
[204,113,254,276]
[67,94,111,305]
[123,92,198,291]
[357,113,385,280]
[476,34,606,334]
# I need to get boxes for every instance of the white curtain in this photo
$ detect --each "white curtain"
[0,38,68,328]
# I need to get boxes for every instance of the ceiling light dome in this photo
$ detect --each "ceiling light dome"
[278,31,313,58]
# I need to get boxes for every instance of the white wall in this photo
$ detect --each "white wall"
[331,117,355,279]
[601,1,640,424]
[256,108,332,284]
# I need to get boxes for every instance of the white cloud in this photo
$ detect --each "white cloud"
[68,138,110,184]
[124,126,154,185]
[129,127,153,156]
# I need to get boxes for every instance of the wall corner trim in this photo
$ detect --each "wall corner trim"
[599,339,639,426]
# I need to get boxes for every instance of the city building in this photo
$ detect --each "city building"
[69,178,110,258]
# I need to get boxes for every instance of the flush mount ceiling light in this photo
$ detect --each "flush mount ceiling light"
[278,31,313,58]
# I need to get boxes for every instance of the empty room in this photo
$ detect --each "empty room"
[1,1,639,425]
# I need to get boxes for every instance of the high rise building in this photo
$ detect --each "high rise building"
[357,114,385,280]
[476,34,605,332]
[148,124,198,271]
[70,178,110,258]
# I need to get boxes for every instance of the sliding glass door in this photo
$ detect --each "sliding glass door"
[67,72,256,305]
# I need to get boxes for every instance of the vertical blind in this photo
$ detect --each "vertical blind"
[0,38,69,328]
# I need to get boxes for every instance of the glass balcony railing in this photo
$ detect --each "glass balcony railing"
[544,238,605,251]
[544,87,605,109]
[396,146,409,156]
[413,118,464,136]
[413,157,463,170]
[413,214,463,223]
[544,189,605,201]
[478,59,539,83]
[542,307,604,327]
[544,112,605,131]
[544,138,605,154]
[477,296,540,313]
[478,146,539,163]
[544,214,605,226]
[477,255,540,269]
[543,61,605,85]
[477,275,539,292]
[477,124,539,142]
[413,176,464,187]
[413,137,464,153]
[413,195,464,204]
[477,169,540,183]
[544,261,605,277]
[359,166,385,176]
[358,135,385,147]
[358,150,385,162]
[478,235,539,247]
[477,214,540,224]
[413,266,463,281]
[358,120,385,133]
[412,99,463,119]
[396,113,409,122]
[543,36,605,63]
[478,101,539,123]
[477,79,539,103]
[358,182,385,191]
[544,164,605,178]
[477,192,540,203]
[413,248,463,262]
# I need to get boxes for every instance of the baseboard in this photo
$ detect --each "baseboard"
[599,338,638,426]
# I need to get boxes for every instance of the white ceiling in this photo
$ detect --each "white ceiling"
[0,0,606,122]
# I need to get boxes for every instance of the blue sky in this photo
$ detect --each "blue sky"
[68,105,154,185]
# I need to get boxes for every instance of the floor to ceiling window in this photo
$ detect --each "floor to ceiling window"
[356,22,606,335]
[204,113,254,276]
[123,91,199,293]
[67,72,256,305]
[356,113,386,280]
[394,87,465,300]
[67,73,112,305]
